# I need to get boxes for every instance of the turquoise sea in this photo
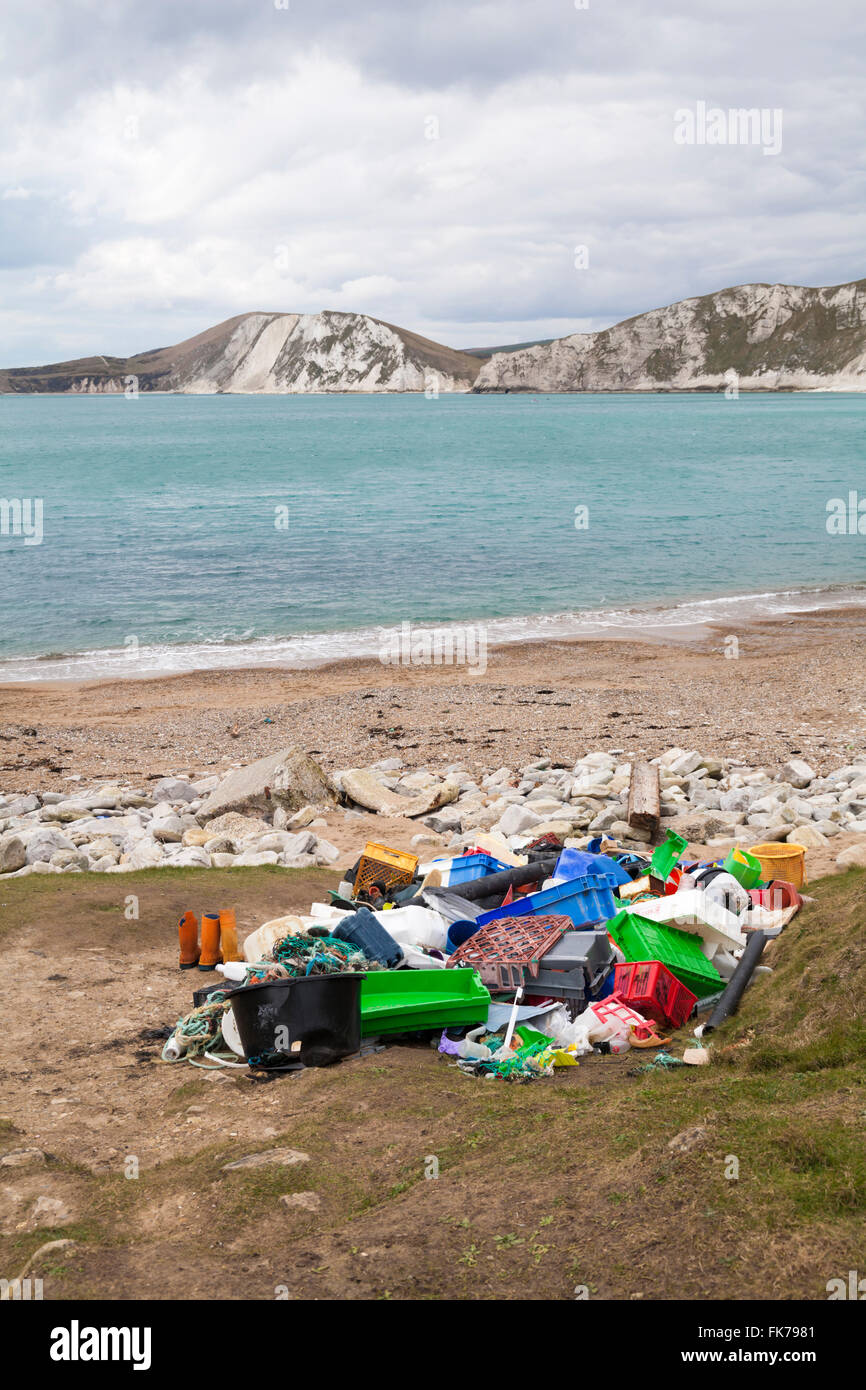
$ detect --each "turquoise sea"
[0,391,864,680]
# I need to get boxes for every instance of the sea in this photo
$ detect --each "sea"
[0,390,864,681]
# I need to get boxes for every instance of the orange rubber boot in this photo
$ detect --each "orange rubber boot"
[219,908,242,963]
[178,911,200,969]
[199,913,223,971]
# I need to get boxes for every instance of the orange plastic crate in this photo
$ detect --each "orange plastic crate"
[353,841,418,896]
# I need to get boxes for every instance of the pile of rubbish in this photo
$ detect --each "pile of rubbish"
[162,820,808,1080]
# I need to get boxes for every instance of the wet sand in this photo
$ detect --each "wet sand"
[0,605,864,790]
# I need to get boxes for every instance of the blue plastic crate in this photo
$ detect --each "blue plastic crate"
[438,852,511,885]
[476,872,619,929]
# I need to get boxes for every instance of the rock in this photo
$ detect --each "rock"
[667,750,705,776]
[483,766,514,787]
[234,850,280,866]
[789,824,827,848]
[667,1125,708,1154]
[4,795,39,817]
[24,829,75,864]
[778,759,815,789]
[588,807,621,833]
[411,833,442,846]
[287,804,320,830]
[281,852,318,868]
[524,797,568,816]
[50,850,89,869]
[424,810,463,834]
[211,853,237,868]
[84,836,121,862]
[182,828,211,847]
[123,839,165,869]
[222,1148,309,1171]
[199,747,336,820]
[152,817,184,843]
[836,843,866,869]
[340,768,458,818]
[119,792,152,808]
[0,836,27,874]
[0,1148,46,1169]
[167,847,212,868]
[282,830,317,857]
[203,836,235,854]
[27,1195,73,1229]
[609,819,641,841]
[71,815,144,839]
[750,817,795,839]
[663,811,743,844]
[814,819,840,837]
[314,838,340,864]
[525,819,575,838]
[152,777,199,803]
[496,804,544,837]
[39,801,90,822]
[200,813,271,845]
[280,1191,321,1211]
[719,789,757,813]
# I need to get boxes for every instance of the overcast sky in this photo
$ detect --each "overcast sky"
[1,0,864,363]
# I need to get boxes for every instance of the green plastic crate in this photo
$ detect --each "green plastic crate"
[606,909,722,998]
[360,967,490,1035]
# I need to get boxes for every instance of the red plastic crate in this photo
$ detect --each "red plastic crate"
[612,960,696,1029]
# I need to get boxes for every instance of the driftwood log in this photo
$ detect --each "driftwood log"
[627,761,660,838]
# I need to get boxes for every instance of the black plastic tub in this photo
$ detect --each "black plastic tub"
[229,973,366,1068]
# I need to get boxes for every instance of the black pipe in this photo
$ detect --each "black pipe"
[702,931,767,1034]
[441,857,558,902]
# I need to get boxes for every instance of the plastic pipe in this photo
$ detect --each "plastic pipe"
[701,930,767,1035]
[442,858,559,903]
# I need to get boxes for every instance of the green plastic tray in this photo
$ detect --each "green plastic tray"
[360,967,490,1035]
[606,909,722,998]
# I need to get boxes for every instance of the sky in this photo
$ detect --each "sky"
[1,0,864,364]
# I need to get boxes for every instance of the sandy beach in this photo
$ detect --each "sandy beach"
[1,604,864,791]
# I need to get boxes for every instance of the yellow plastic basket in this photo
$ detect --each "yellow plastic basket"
[748,842,807,889]
[354,841,419,896]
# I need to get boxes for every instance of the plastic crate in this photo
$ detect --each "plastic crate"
[448,913,569,992]
[536,929,615,993]
[606,909,722,998]
[353,841,419,897]
[613,961,697,1029]
[476,872,619,929]
[360,966,490,1035]
[432,851,511,886]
